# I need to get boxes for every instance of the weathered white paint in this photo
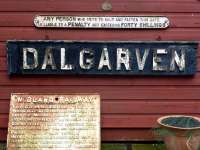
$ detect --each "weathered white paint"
[80,49,94,70]
[170,49,185,71]
[41,47,57,70]
[61,48,74,70]
[22,46,188,72]
[23,48,38,69]
[117,48,131,70]
[153,49,168,71]
[98,47,111,70]
[136,48,150,71]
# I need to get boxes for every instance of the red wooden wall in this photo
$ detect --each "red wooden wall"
[1,0,200,142]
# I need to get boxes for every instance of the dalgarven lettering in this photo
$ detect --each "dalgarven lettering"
[23,47,185,72]
[8,41,197,75]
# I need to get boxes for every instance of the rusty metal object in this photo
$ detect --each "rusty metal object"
[7,93,100,150]
[101,2,112,11]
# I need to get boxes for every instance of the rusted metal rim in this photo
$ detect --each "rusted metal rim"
[157,115,200,130]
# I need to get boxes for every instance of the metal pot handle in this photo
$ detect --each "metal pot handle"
[186,136,192,150]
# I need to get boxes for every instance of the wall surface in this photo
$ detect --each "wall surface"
[1,0,200,142]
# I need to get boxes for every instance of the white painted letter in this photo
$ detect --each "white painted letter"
[61,48,74,70]
[42,47,57,70]
[23,48,38,69]
[98,47,111,70]
[153,49,167,71]
[80,49,94,69]
[136,48,150,71]
[170,49,185,71]
[117,48,131,70]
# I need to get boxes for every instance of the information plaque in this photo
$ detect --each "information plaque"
[34,16,170,29]
[7,93,100,150]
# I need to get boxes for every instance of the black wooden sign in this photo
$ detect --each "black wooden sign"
[7,41,198,75]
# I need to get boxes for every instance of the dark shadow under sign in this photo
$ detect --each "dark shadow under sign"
[7,41,198,76]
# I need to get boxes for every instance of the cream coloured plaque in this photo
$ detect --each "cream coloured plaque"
[7,93,100,150]
[34,16,170,29]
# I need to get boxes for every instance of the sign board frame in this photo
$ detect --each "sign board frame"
[7,40,198,76]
